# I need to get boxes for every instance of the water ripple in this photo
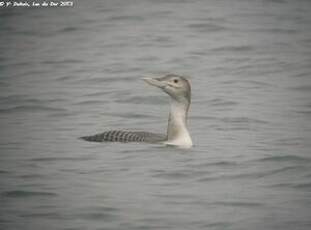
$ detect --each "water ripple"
[115,96,166,105]
[289,85,311,92]
[188,23,227,32]
[0,105,67,114]
[76,212,117,221]
[198,166,303,182]
[211,201,264,208]
[107,15,144,21]
[258,155,311,162]
[210,45,254,52]
[30,156,93,162]
[2,190,57,198]
[268,181,311,191]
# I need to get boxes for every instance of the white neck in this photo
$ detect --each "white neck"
[165,99,192,148]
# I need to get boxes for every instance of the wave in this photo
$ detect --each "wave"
[74,100,108,106]
[258,155,311,162]
[198,166,302,182]
[107,15,144,21]
[289,85,311,92]
[30,156,93,162]
[2,190,57,198]
[208,98,238,107]
[210,45,254,52]
[0,105,67,114]
[187,23,227,32]
[293,182,311,190]
[220,117,269,125]
[76,76,134,84]
[76,212,117,221]
[188,160,238,168]
[211,201,264,207]
[268,182,311,191]
[115,96,166,105]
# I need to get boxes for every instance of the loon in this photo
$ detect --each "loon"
[80,74,193,147]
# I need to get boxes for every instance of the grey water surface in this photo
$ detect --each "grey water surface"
[1,0,311,229]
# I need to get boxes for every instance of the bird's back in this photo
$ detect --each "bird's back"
[80,130,166,143]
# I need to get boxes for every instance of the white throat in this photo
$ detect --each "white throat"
[164,99,192,148]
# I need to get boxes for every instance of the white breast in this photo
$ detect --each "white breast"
[164,133,193,148]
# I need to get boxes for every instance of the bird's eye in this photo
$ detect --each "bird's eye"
[174,79,179,84]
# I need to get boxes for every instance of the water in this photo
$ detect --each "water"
[1,0,311,229]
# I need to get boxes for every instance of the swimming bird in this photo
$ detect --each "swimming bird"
[80,74,193,147]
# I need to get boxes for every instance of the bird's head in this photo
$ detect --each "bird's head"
[143,74,191,104]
